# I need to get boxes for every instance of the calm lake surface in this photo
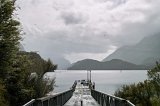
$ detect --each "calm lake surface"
[46,70,148,95]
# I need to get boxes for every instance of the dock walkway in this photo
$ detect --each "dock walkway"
[23,80,135,106]
[64,81,99,106]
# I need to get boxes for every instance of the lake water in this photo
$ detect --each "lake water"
[46,70,148,95]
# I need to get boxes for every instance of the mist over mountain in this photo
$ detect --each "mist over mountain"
[68,59,147,70]
[18,44,70,69]
[103,34,160,68]
[54,57,71,70]
[68,34,160,70]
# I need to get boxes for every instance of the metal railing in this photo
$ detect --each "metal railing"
[23,99,35,106]
[35,89,73,106]
[91,89,135,106]
[23,81,77,106]
[88,82,95,90]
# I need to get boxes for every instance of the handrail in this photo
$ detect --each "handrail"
[91,89,135,106]
[71,80,77,89]
[126,100,135,106]
[23,99,35,106]
[35,89,73,106]
[23,81,77,106]
[23,89,73,106]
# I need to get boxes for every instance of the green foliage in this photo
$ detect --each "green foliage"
[0,0,21,105]
[115,62,160,106]
[0,80,8,106]
[115,81,153,105]
[151,97,160,106]
[0,1,57,105]
[18,52,57,75]
[33,58,56,97]
[5,54,34,106]
[4,51,57,106]
[28,75,55,98]
[17,52,57,105]
[0,0,20,79]
[148,62,160,97]
[41,58,57,76]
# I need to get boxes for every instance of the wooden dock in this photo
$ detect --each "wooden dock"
[64,81,99,106]
[23,80,135,106]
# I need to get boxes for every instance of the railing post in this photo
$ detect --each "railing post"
[55,96,57,106]
[100,93,102,105]
[56,94,59,106]
[121,100,125,106]
[35,100,43,106]
[105,95,109,106]
[48,99,49,106]
[81,100,83,106]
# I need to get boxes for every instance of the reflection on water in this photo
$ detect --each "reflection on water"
[46,70,148,94]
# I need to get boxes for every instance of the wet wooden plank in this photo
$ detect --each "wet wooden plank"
[64,82,99,106]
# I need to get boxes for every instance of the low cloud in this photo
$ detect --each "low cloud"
[17,0,160,63]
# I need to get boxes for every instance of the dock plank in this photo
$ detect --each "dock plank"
[64,82,99,106]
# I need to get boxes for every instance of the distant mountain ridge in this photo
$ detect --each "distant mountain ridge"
[68,59,148,70]
[103,34,160,68]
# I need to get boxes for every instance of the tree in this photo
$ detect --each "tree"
[115,81,153,105]
[115,62,160,106]
[28,58,57,98]
[0,80,8,106]
[5,54,34,106]
[0,0,20,79]
[0,0,20,105]
[0,1,57,105]
[148,62,160,97]
[17,52,57,105]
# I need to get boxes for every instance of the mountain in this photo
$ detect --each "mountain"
[54,57,71,70]
[103,34,160,67]
[68,59,148,70]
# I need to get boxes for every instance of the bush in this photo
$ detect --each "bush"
[115,62,160,106]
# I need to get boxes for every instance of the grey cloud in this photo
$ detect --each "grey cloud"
[44,33,111,54]
[61,11,86,25]
[111,2,160,46]
[17,0,160,63]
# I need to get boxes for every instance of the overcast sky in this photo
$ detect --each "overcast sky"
[16,0,160,63]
